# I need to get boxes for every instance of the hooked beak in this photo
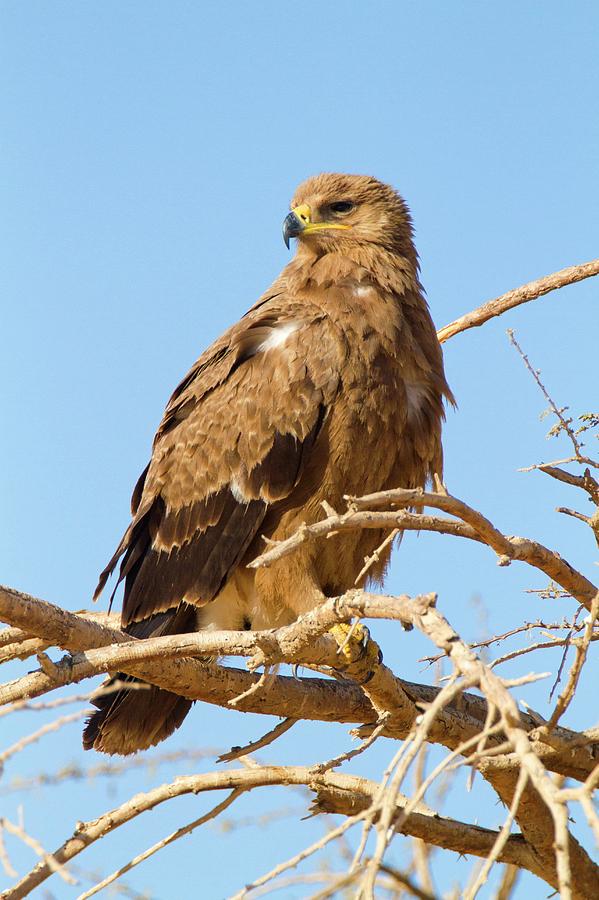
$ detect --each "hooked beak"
[282,204,311,249]
[282,203,351,249]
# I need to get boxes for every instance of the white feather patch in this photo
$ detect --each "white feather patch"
[230,479,248,504]
[258,322,299,352]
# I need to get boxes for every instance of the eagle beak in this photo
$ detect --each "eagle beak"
[283,204,312,249]
[283,202,352,248]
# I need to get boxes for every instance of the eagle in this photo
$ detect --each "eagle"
[83,173,454,755]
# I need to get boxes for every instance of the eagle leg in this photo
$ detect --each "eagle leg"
[329,621,382,684]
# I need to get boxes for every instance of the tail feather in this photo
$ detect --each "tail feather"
[83,676,192,755]
[83,603,197,755]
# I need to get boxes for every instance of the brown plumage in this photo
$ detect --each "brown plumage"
[84,173,454,755]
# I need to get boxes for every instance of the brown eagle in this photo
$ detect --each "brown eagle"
[84,173,453,755]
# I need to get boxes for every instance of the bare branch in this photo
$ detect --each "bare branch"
[250,488,598,610]
[492,864,520,900]
[0,709,89,772]
[0,817,76,888]
[0,824,17,879]
[508,329,599,470]
[437,258,599,344]
[3,766,541,898]
[0,586,597,783]
[350,488,598,609]
[0,748,220,794]
[0,637,49,666]
[537,465,599,505]
[411,599,598,898]
[464,768,528,899]
[218,718,297,764]
[546,591,599,729]
[78,789,244,900]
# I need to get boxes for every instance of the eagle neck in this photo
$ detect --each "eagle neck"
[286,245,420,298]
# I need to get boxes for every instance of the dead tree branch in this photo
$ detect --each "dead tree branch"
[437,258,599,343]
[1,766,543,899]
[249,488,597,610]
[1,587,597,782]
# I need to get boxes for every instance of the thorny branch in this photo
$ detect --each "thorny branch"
[507,329,599,471]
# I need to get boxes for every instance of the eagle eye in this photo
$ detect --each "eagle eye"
[329,201,354,215]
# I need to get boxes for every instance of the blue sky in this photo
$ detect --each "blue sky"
[1,2,598,897]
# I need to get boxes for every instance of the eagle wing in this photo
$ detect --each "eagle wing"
[95,289,342,629]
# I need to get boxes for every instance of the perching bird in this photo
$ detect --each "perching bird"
[84,173,454,755]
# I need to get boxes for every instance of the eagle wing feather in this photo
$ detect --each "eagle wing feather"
[95,292,342,630]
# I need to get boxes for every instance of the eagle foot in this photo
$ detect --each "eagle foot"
[329,621,370,662]
[329,622,383,684]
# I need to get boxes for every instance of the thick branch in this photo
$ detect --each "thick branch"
[1,586,596,783]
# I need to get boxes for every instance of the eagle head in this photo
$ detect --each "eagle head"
[283,172,416,263]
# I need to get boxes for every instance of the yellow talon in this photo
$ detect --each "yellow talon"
[329,621,380,670]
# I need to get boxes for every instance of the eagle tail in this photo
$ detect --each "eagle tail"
[82,675,192,755]
[83,604,197,755]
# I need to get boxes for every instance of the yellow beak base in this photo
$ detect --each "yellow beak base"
[282,204,351,248]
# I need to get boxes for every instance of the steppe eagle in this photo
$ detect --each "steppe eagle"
[84,173,453,754]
